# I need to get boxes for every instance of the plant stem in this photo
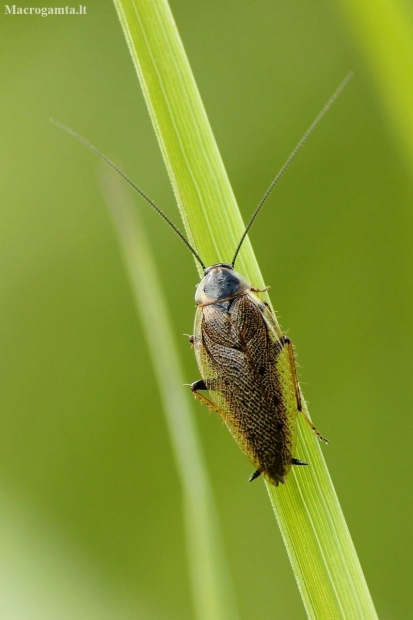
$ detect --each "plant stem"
[112,0,378,617]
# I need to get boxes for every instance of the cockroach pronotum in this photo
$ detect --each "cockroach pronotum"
[52,73,352,486]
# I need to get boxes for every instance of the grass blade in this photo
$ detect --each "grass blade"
[112,0,379,617]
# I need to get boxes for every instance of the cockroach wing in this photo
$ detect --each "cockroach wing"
[193,292,299,485]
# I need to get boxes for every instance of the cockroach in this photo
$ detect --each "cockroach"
[52,73,352,486]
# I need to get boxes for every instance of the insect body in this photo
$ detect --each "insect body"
[189,263,324,486]
[191,264,299,485]
[53,74,351,486]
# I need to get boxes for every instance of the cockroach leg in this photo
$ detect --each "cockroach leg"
[190,379,207,391]
[299,412,329,444]
[291,458,308,466]
[184,334,194,345]
[283,335,302,410]
[190,387,225,417]
[283,335,329,444]
[248,469,261,482]
[251,285,270,293]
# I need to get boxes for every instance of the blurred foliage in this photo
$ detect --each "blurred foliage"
[0,1,411,618]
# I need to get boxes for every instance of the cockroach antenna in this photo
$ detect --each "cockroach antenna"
[50,118,206,270]
[231,72,354,267]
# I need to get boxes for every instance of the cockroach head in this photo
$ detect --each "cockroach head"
[195,264,251,306]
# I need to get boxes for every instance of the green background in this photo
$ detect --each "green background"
[1,1,411,618]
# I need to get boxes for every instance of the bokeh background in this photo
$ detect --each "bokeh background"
[1,1,412,618]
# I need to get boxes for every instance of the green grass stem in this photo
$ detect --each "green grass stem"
[112,0,378,617]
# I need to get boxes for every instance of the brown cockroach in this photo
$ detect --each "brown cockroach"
[52,73,352,486]
[190,263,325,486]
